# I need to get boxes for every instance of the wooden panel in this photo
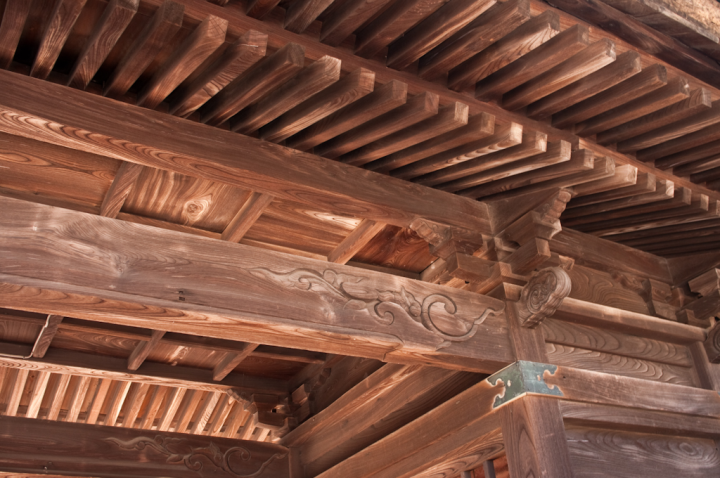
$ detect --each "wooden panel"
[0,196,512,373]
[0,414,290,477]
[566,265,649,314]
[542,319,692,367]
[565,426,720,478]
[0,0,33,69]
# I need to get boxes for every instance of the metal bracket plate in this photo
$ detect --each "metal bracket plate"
[488,360,563,408]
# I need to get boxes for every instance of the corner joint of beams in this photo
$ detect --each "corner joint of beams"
[487,360,564,409]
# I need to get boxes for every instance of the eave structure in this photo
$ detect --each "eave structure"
[0,0,720,477]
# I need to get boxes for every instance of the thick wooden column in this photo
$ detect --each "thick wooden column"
[0,414,290,477]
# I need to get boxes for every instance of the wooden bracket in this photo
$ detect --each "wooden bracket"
[516,267,572,328]
[682,268,720,327]
[704,321,720,364]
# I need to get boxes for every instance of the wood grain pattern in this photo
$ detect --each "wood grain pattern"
[127,329,165,371]
[25,370,50,419]
[212,343,259,381]
[31,314,64,359]
[565,426,720,478]
[221,192,275,243]
[0,0,33,69]
[327,219,386,264]
[30,0,88,80]
[138,15,228,109]
[169,30,268,117]
[67,0,138,90]
[284,0,334,34]
[100,161,144,218]
[104,0,184,98]
[320,0,394,47]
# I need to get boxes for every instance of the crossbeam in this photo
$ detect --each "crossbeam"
[0,414,290,478]
[0,196,512,373]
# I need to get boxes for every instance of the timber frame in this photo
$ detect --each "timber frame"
[1,0,720,477]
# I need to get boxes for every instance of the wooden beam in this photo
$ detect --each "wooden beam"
[213,343,259,381]
[0,0,32,69]
[0,340,286,396]
[30,0,87,80]
[100,161,144,218]
[327,219,386,265]
[0,69,492,233]
[220,192,274,243]
[127,329,165,371]
[0,414,290,478]
[0,196,511,373]
[31,314,64,358]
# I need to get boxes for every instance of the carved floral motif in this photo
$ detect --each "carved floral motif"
[250,267,501,343]
[104,435,286,478]
[518,267,572,328]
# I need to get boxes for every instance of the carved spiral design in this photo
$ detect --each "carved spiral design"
[421,294,499,342]
[526,271,558,314]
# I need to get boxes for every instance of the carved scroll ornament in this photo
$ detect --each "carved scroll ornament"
[250,267,502,344]
[517,267,572,328]
[104,435,286,478]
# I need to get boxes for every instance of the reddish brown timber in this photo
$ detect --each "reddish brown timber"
[621,224,720,248]
[138,15,228,109]
[0,415,290,477]
[475,24,589,101]
[526,50,641,120]
[546,0,720,88]
[25,371,51,419]
[673,154,720,176]
[200,43,304,126]
[127,329,165,371]
[66,375,92,422]
[347,102,469,167]
[386,0,496,70]
[405,122,523,183]
[104,1,184,98]
[692,166,720,184]
[598,87,712,145]
[638,122,720,163]
[31,314,64,359]
[502,39,616,111]
[656,139,720,170]
[231,55,341,134]
[30,0,87,80]
[67,0,138,90]
[260,68,375,142]
[418,0,532,80]
[284,0,334,34]
[383,113,495,177]
[221,192,275,243]
[575,77,690,136]
[100,161,144,218]
[319,0,394,47]
[617,100,720,153]
[569,171,656,206]
[157,387,186,431]
[563,179,674,219]
[213,343,260,381]
[5,368,28,416]
[246,0,282,19]
[560,401,720,439]
[0,0,32,69]
[354,0,449,58]
[552,64,667,129]
[85,378,111,425]
[327,219,386,264]
[0,340,285,395]
[448,10,561,92]
[570,164,638,196]
[0,69,492,232]
[0,197,511,372]
[169,30,268,117]
[704,322,720,364]
[613,218,720,246]
[286,79,407,151]
[315,91,439,159]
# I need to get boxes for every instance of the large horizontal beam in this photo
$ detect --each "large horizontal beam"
[0,415,290,478]
[0,68,491,234]
[0,196,512,373]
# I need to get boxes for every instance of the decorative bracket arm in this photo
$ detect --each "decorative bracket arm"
[516,267,572,328]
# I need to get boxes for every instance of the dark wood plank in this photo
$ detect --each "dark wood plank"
[526,50,641,120]
[656,138,720,170]
[286,79,406,151]
[502,38,616,111]
[0,68,492,232]
[104,0,184,98]
[31,314,64,359]
[0,414,290,478]
[260,68,375,142]
[320,0,394,47]
[597,87,712,145]
[569,171,656,206]
[637,121,720,163]
[100,161,144,218]
[448,10,560,92]
[169,30,268,117]
[0,0,33,69]
[418,0,531,80]
[231,55,341,134]
[67,0,138,90]
[30,0,88,80]
[284,0,334,34]
[246,0,282,19]
[382,112,495,177]
[138,15,228,108]
[200,42,305,126]
[386,0,496,70]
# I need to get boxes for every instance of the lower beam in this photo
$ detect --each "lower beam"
[0,415,290,478]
